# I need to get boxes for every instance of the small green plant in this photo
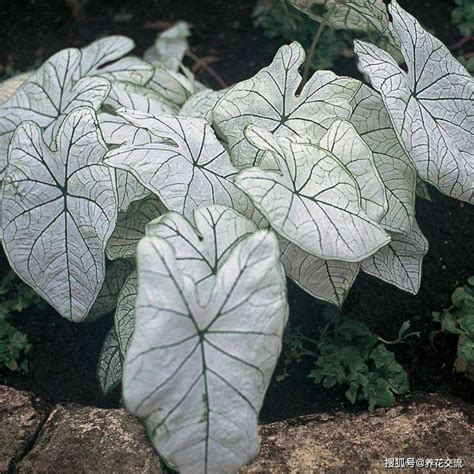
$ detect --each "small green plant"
[452,0,474,36]
[432,277,474,381]
[280,307,418,411]
[0,270,45,372]
[253,0,353,70]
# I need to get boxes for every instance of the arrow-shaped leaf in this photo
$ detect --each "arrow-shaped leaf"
[0,48,110,180]
[123,218,287,473]
[104,112,256,220]
[236,126,390,262]
[213,42,361,168]
[80,35,154,86]
[114,205,259,359]
[1,107,117,322]
[354,2,474,203]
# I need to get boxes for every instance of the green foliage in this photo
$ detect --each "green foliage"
[452,0,474,36]
[281,307,414,411]
[0,270,45,372]
[253,0,352,69]
[432,276,474,380]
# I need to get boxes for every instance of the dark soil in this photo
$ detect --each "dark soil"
[0,0,473,420]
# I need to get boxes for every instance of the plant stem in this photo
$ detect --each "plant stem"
[299,5,336,91]
[185,50,228,89]
[290,334,321,348]
[378,332,419,345]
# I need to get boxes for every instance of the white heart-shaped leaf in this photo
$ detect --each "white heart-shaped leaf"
[114,205,260,360]
[0,48,110,180]
[362,221,429,294]
[89,259,134,320]
[80,36,154,86]
[320,118,388,222]
[107,195,166,260]
[123,224,287,473]
[213,42,361,168]
[280,238,360,306]
[104,112,256,220]
[98,328,122,395]
[289,0,390,33]
[354,2,474,203]
[349,85,417,234]
[236,126,390,262]
[1,107,117,322]
[147,205,259,302]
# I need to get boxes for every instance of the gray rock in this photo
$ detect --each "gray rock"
[17,405,162,474]
[1,385,472,473]
[0,385,50,473]
[244,393,474,472]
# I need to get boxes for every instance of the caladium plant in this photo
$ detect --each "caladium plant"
[0,2,473,472]
[2,107,118,322]
[123,205,288,473]
[355,2,474,203]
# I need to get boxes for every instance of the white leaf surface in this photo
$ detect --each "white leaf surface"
[115,170,150,213]
[280,238,360,306]
[107,195,165,260]
[147,205,259,302]
[0,48,110,180]
[105,112,256,220]
[123,224,287,473]
[349,85,417,234]
[89,259,134,320]
[1,107,117,322]
[80,36,154,86]
[0,72,30,105]
[98,80,176,148]
[98,113,156,146]
[98,328,122,395]
[104,81,176,114]
[145,21,191,71]
[289,0,390,33]
[362,221,428,294]
[114,270,138,358]
[114,205,259,359]
[320,118,388,222]
[354,2,474,203]
[179,88,228,122]
[147,65,196,109]
[236,126,390,262]
[213,42,361,168]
